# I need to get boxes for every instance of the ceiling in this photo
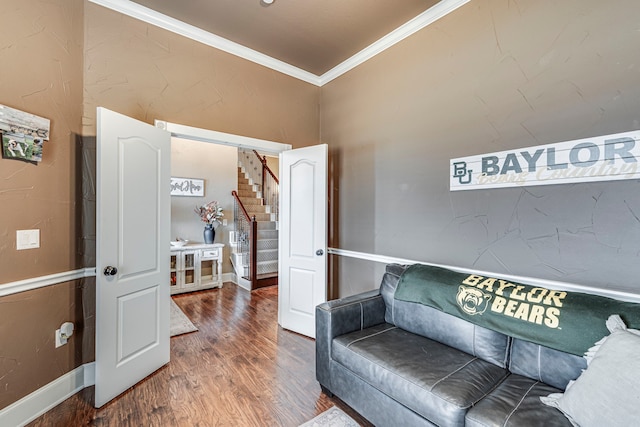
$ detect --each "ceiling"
[129,0,441,76]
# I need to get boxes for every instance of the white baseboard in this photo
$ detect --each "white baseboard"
[222,272,235,284]
[0,362,95,427]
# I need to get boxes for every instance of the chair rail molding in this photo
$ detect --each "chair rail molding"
[0,268,96,298]
[327,248,640,303]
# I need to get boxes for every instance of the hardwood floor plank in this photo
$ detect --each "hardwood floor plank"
[27,283,372,427]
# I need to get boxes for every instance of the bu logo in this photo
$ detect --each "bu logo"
[452,161,472,184]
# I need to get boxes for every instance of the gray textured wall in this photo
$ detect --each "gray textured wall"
[322,0,640,295]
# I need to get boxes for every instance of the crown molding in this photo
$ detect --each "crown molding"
[88,0,470,87]
[88,0,322,86]
[318,0,471,85]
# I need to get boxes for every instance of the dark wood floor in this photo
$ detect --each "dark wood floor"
[28,283,373,427]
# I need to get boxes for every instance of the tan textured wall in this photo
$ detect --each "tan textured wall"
[0,0,85,411]
[0,0,320,412]
[322,0,640,296]
[0,0,84,283]
[83,2,320,146]
[0,280,86,410]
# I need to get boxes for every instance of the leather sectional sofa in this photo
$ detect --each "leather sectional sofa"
[315,263,639,426]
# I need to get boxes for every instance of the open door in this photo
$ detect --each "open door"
[95,108,171,407]
[278,144,328,338]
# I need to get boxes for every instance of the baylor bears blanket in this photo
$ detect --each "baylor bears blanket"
[394,264,640,356]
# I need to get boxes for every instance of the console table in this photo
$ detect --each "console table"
[170,243,224,294]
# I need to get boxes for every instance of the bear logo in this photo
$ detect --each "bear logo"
[456,285,492,316]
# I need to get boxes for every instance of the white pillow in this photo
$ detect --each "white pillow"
[541,315,640,427]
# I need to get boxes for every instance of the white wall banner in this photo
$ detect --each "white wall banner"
[450,130,640,191]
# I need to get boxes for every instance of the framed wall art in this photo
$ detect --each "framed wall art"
[170,177,204,196]
[0,104,50,164]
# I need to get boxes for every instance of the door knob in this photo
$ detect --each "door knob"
[316,249,324,256]
[103,266,118,276]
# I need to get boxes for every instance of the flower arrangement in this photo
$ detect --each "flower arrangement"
[195,201,224,224]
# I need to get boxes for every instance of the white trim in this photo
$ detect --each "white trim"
[221,272,235,284]
[156,120,292,153]
[84,362,96,387]
[319,0,471,85]
[87,0,469,86]
[0,362,95,427]
[0,268,96,298]
[87,0,321,86]
[327,248,640,303]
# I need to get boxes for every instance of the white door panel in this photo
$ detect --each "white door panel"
[279,144,328,338]
[96,107,171,407]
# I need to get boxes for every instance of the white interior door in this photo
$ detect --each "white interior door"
[95,107,171,407]
[278,144,328,338]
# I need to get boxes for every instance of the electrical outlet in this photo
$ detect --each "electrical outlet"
[222,219,228,226]
[55,329,66,348]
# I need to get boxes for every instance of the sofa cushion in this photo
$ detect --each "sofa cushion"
[332,323,509,427]
[381,264,511,369]
[380,263,407,323]
[509,338,586,390]
[394,299,511,369]
[465,374,573,427]
[540,316,640,427]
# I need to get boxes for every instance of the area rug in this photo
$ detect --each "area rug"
[170,299,198,336]
[299,406,360,427]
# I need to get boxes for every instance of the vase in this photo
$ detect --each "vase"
[204,224,215,244]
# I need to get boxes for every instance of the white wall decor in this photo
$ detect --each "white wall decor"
[170,177,204,196]
[451,130,640,191]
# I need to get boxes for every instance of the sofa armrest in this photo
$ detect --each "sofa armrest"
[315,290,386,392]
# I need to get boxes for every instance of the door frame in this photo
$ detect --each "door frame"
[156,121,291,154]
[155,120,292,283]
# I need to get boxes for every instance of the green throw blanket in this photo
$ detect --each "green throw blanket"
[394,264,640,356]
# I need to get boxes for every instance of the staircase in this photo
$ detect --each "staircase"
[230,150,279,290]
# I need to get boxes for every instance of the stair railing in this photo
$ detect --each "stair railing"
[232,190,257,286]
[252,150,279,223]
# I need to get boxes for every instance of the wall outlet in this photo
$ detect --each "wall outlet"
[222,219,228,226]
[55,329,67,348]
[55,322,74,348]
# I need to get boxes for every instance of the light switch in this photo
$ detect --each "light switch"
[17,229,40,250]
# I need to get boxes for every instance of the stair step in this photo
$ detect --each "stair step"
[246,213,271,221]
[257,260,278,275]
[237,190,260,198]
[238,182,260,192]
[239,198,263,206]
[258,230,278,239]
[244,205,267,214]
[257,221,277,230]
[257,238,278,250]
[257,249,278,262]
[254,274,278,290]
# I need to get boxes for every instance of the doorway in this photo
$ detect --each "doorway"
[159,120,292,290]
